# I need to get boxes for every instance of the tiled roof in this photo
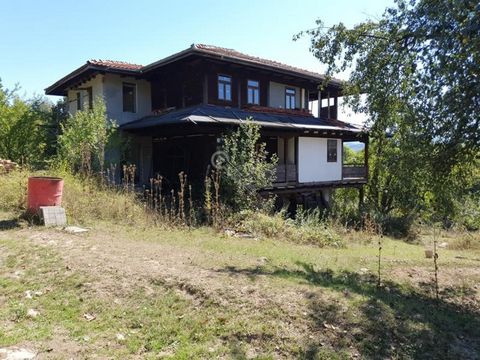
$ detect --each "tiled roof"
[193,44,329,81]
[46,44,344,95]
[87,59,143,71]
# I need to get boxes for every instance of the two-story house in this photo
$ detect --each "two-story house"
[45,44,367,206]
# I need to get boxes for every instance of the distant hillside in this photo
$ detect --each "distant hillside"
[344,141,365,152]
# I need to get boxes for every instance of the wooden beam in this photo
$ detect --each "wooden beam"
[327,91,331,119]
[317,90,321,118]
[364,136,369,182]
[203,74,208,105]
[237,80,241,108]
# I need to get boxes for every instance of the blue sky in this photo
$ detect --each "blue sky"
[0,0,392,102]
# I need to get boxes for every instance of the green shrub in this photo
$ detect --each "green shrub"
[219,118,277,212]
[233,208,343,247]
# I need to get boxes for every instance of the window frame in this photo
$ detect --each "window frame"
[217,74,232,102]
[247,79,260,105]
[87,87,93,110]
[327,139,338,163]
[76,92,83,111]
[122,82,137,113]
[285,87,296,109]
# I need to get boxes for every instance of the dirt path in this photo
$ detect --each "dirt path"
[3,225,479,359]
[23,227,315,353]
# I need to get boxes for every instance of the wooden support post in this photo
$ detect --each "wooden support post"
[300,89,305,111]
[305,89,310,112]
[317,90,322,118]
[327,91,331,119]
[237,80,241,108]
[163,89,167,108]
[283,136,288,183]
[266,81,270,107]
[181,84,186,108]
[364,136,369,182]
[334,95,338,120]
[202,74,208,105]
[359,186,365,213]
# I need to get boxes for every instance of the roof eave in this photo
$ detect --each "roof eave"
[45,63,141,96]
[142,47,345,88]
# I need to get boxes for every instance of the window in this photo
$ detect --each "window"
[285,88,296,109]
[76,92,82,111]
[87,87,93,109]
[218,75,232,101]
[123,83,136,113]
[247,80,259,105]
[327,139,337,162]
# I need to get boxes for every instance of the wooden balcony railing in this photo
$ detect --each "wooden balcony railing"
[274,164,297,183]
[342,165,367,179]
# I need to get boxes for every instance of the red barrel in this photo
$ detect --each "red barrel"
[27,177,64,212]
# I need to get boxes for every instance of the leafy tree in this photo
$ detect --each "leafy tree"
[58,98,116,175]
[343,145,364,165]
[299,0,480,227]
[0,80,49,166]
[44,98,69,158]
[219,118,277,211]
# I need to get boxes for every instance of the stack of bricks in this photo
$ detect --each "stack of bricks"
[0,159,19,173]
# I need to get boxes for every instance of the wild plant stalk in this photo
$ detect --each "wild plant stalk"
[170,189,176,223]
[212,169,221,227]
[178,172,187,223]
[377,234,383,288]
[188,184,194,226]
[433,227,440,301]
[204,168,212,224]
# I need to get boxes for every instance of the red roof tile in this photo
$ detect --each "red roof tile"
[87,59,143,71]
[193,44,331,82]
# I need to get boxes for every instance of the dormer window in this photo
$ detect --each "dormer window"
[218,75,232,101]
[285,88,296,109]
[247,80,260,105]
[123,83,136,113]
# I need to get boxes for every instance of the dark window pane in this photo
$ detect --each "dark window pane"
[247,79,260,105]
[87,87,93,109]
[327,139,337,162]
[123,83,136,112]
[218,85,225,100]
[285,88,296,109]
[225,84,231,101]
[76,92,82,111]
[254,90,259,105]
[218,75,232,101]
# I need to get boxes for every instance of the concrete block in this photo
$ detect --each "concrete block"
[39,206,67,226]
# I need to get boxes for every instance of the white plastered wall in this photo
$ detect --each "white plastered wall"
[269,81,302,109]
[66,75,104,116]
[298,137,342,183]
[102,73,151,126]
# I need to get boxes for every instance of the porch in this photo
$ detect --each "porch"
[266,133,368,191]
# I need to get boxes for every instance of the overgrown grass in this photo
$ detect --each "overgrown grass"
[231,209,343,247]
[1,214,479,358]
[0,169,149,227]
[0,236,291,358]
[1,169,478,252]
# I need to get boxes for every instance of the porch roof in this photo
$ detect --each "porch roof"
[120,104,363,133]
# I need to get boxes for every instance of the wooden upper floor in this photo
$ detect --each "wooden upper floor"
[46,44,344,125]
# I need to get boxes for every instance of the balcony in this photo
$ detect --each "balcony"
[342,165,367,180]
[274,164,297,184]
[273,164,367,187]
